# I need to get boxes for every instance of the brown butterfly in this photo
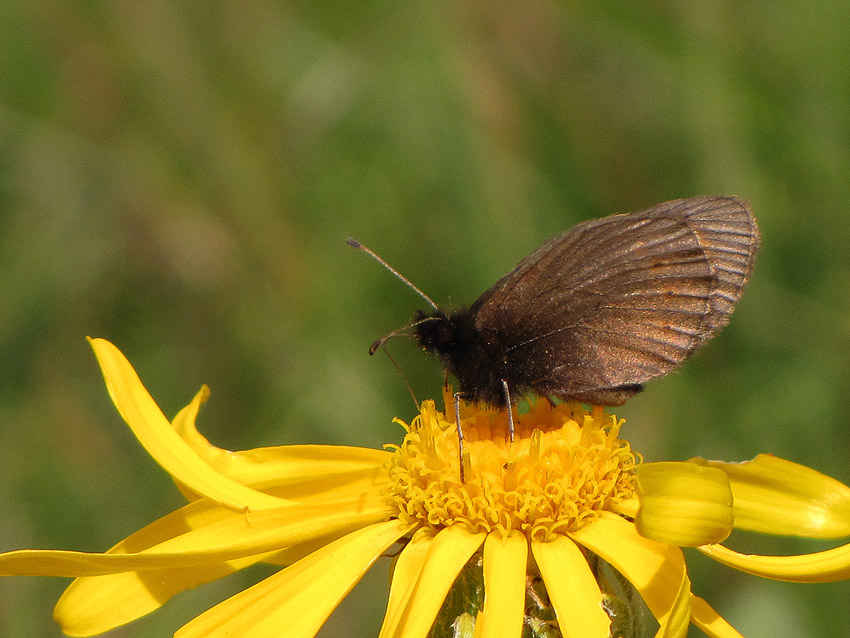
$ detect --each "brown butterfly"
[352,195,759,413]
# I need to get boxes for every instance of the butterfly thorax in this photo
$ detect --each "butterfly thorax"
[413,308,510,405]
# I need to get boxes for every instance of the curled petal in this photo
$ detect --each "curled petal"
[171,386,390,492]
[87,338,287,511]
[698,541,850,583]
[636,462,733,546]
[691,455,850,538]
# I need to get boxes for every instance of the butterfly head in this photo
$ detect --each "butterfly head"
[413,309,466,356]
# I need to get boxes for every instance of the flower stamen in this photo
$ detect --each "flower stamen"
[385,395,638,541]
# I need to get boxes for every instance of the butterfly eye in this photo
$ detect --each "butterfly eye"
[433,321,456,350]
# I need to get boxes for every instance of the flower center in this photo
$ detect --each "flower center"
[385,394,637,541]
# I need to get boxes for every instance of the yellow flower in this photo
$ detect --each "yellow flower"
[2,339,850,637]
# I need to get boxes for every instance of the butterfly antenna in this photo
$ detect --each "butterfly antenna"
[347,237,440,311]
[374,341,420,410]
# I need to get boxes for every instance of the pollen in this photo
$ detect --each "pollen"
[385,394,638,541]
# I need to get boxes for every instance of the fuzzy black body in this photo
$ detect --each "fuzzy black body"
[413,196,760,407]
[413,308,514,405]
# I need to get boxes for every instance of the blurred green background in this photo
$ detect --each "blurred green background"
[2,2,850,636]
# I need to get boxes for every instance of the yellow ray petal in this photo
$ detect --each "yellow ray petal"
[636,462,733,546]
[689,595,744,638]
[655,560,691,638]
[379,528,434,638]
[0,498,238,577]
[138,496,389,559]
[698,541,850,583]
[611,497,639,519]
[0,497,388,577]
[570,514,689,634]
[87,338,287,511]
[54,527,354,637]
[692,455,850,538]
[175,520,412,638]
[532,535,610,638]
[0,549,185,577]
[171,386,390,488]
[25,496,390,632]
[389,525,486,638]
[54,550,280,637]
[478,532,527,638]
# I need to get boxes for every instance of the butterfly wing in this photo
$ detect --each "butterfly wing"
[470,196,760,404]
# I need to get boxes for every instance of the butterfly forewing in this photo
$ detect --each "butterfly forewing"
[470,196,759,404]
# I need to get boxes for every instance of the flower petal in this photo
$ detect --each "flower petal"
[570,514,689,636]
[171,386,390,491]
[87,338,287,511]
[379,528,434,638]
[386,525,485,638]
[532,536,610,638]
[54,551,280,637]
[0,498,389,576]
[134,497,390,560]
[659,560,691,638]
[478,532,527,638]
[53,529,353,636]
[698,541,850,583]
[0,461,389,634]
[692,455,850,538]
[0,549,173,577]
[636,462,734,546]
[175,520,412,638]
[689,595,744,638]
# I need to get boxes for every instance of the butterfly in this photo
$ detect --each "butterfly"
[351,195,759,414]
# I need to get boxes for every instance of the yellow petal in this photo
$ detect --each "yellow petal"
[571,514,689,634]
[698,541,850,583]
[0,497,388,577]
[478,532,527,638]
[379,528,434,638]
[0,496,243,576]
[54,551,280,637]
[171,385,390,489]
[532,535,610,638]
[0,549,168,577]
[656,561,691,638]
[388,525,485,638]
[3,494,389,635]
[136,496,389,559]
[55,526,354,636]
[692,455,850,538]
[87,338,287,511]
[636,462,733,546]
[171,386,390,503]
[611,497,639,519]
[689,595,744,638]
[175,520,411,638]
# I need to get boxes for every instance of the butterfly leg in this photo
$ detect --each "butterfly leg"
[501,379,515,443]
[453,391,467,483]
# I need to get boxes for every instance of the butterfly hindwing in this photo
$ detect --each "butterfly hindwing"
[469,196,759,404]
